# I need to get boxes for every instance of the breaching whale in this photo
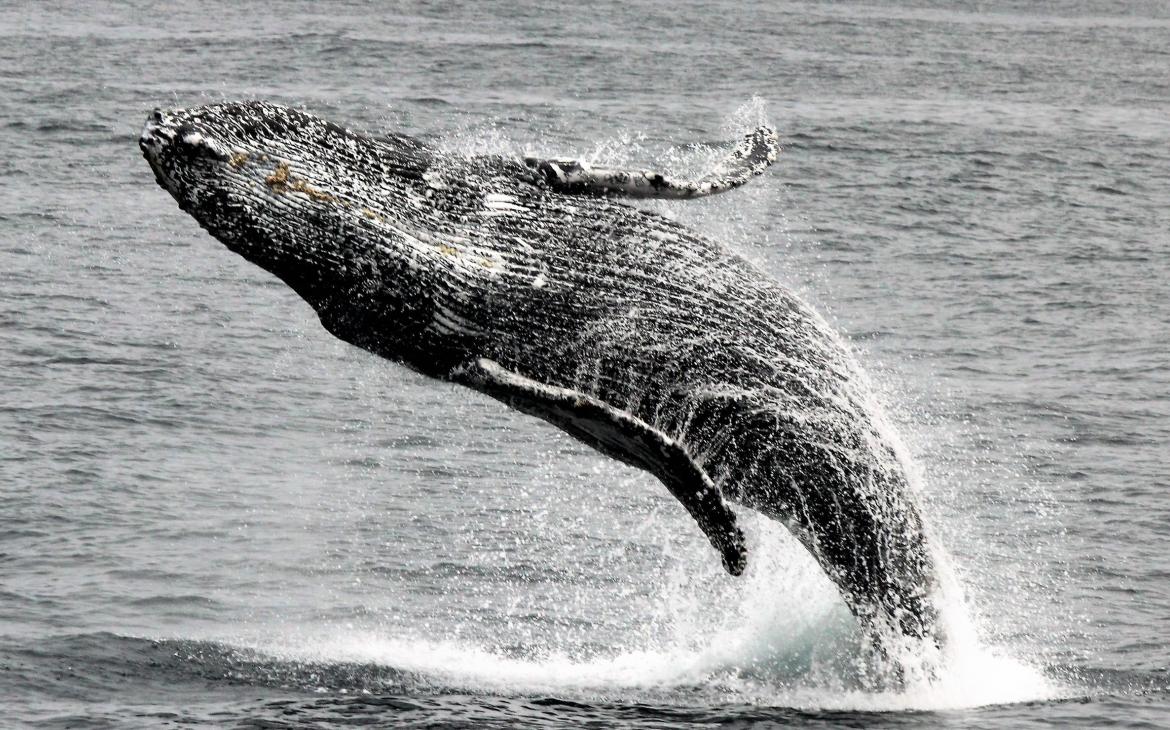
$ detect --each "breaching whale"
[139,101,944,651]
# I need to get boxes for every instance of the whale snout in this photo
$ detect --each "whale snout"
[139,108,178,156]
[140,106,233,197]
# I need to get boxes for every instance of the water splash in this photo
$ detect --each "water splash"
[210,98,1066,712]
[223,512,1060,711]
[219,499,1060,712]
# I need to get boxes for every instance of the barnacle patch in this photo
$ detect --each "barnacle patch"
[265,162,290,189]
[265,162,337,203]
[288,179,336,203]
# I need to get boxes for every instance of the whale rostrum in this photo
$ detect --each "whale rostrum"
[140,101,943,652]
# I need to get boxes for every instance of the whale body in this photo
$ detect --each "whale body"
[139,101,943,651]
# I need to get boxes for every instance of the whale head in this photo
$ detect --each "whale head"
[139,101,426,310]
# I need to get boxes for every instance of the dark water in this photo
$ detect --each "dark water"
[2,0,1169,727]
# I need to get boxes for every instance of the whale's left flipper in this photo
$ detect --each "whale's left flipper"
[523,126,779,199]
[453,358,748,575]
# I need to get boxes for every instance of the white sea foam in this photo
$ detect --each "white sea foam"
[230,511,1061,711]
[232,603,1059,712]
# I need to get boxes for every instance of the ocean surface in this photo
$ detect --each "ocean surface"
[2,0,1169,727]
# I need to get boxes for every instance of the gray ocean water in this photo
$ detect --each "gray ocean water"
[2,0,1169,727]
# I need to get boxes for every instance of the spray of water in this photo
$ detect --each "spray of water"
[229,510,1059,710]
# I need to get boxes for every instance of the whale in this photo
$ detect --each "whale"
[139,101,944,653]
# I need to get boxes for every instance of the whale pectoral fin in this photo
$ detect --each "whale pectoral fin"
[522,125,779,200]
[453,358,747,576]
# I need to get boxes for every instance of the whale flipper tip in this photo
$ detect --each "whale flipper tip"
[454,358,749,576]
[521,124,780,200]
[722,527,748,576]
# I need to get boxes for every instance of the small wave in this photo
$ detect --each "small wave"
[125,594,225,609]
[403,96,454,108]
[0,633,426,699]
[4,119,110,134]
